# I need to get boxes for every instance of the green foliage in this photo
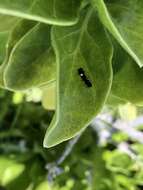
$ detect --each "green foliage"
[92,0,143,67]
[0,90,143,190]
[44,9,113,147]
[4,21,56,90]
[0,0,81,25]
[110,41,143,106]
[0,0,143,147]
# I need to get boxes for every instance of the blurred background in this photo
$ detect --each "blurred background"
[0,89,143,190]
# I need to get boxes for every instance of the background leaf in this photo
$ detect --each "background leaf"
[111,41,143,106]
[0,0,82,26]
[92,0,143,67]
[4,23,56,90]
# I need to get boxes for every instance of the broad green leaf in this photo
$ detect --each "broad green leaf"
[44,8,113,148]
[111,42,143,106]
[92,0,143,67]
[0,0,82,26]
[4,23,56,90]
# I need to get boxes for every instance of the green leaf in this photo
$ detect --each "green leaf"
[0,19,37,87]
[0,15,19,87]
[92,0,143,67]
[4,22,56,90]
[5,19,37,62]
[0,0,82,26]
[111,42,143,106]
[44,8,113,148]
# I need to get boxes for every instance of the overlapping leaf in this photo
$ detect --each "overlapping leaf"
[44,9,113,147]
[92,0,143,67]
[111,42,143,106]
[4,22,56,90]
[0,0,82,25]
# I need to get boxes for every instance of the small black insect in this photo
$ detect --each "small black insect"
[78,68,92,87]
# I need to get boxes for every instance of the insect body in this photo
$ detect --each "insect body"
[78,68,92,87]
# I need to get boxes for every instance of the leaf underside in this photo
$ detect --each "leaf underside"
[44,9,113,148]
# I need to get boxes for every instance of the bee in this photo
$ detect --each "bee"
[78,68,92,87]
